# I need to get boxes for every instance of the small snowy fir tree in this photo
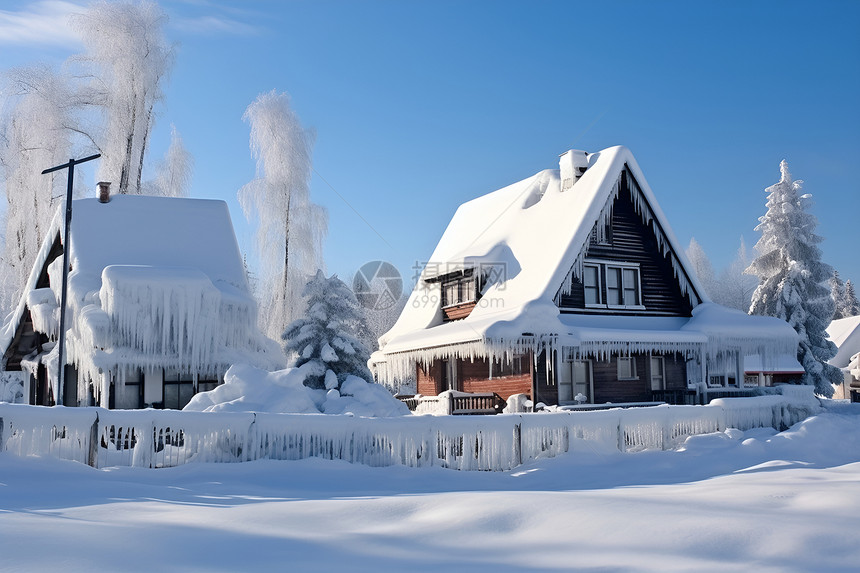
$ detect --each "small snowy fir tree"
[746,160,841,397]
[283,271,373,390]
[829,270,846,320]
[843,280,860,317]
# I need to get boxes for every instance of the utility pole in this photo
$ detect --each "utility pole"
[42,153,100,406]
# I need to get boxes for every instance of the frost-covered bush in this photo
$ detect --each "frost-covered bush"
[283,270,373,391]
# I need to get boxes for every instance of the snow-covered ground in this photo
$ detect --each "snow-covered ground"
[1,403,858,572]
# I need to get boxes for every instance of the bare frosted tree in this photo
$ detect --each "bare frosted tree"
[712,237,759,312]
[685,237,715,299]
[0,66,84,314]
[143,124,192,197]
[70,0,172,194]
[239,90,327,344]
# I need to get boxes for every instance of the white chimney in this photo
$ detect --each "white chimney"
[98,181,111,203]
[559,150,589,191]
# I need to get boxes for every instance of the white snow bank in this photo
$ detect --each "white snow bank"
[183,364,410,417]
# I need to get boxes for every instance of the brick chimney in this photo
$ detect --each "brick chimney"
[98,181,111,203]
[559,150,589,191]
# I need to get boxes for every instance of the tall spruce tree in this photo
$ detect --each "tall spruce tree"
[746,160,841,397]
[843,280,860,317]
[283,271,372,390]
[830,270,847,320]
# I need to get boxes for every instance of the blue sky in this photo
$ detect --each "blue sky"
[2,0,859,291]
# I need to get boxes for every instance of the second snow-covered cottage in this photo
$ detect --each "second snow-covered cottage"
[826,315,860,400]
[0,188,281,409]
[371,146,799,406]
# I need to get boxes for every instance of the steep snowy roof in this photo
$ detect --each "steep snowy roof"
[68,196,249,298]
[373,146,798,380]
[381,146,708,348]
[1,195,280,395]
[826,315,860,368]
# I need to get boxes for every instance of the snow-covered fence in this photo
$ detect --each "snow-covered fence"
[0,388,819,471]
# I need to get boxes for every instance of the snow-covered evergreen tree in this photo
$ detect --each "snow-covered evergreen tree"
[283,271,372,390]
[70,0,173,194]
[830,270,846,320]
[746,160,841,396]
[239,90,327,344]
[843,280,860,317]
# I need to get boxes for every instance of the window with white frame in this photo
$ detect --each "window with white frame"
[441,276,477,308]
[617,356,637,380]
[581,260,643,309]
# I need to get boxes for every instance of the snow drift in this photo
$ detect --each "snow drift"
[183,364,410,417]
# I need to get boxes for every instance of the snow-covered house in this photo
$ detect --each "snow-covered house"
[825,315,860,400]
[0,191,280,409]
[371,146,799,406]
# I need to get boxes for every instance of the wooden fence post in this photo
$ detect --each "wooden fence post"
[513,421,522,467]
[662,413,671,451]
[87,413,99,468]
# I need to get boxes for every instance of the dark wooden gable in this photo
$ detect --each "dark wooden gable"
[1,233,63,370]
[557,168,698,316]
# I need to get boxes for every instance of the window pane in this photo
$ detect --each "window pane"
[618,357,634,379]
[461,279,475,302]
[623,268,639,305]
[606,268,621,305]
[583,266,599,304]
[443,283,457,306]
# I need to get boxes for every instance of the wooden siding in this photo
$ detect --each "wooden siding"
[558,170,694,316]
[458,357,531,400]
[416,356,533,400]
[2,234,63,372]
[593,353,687,403]
[443,301,477,321]
[416,361,442,395]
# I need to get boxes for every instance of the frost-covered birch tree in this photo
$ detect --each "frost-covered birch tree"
[0,66,83,313]
[283,270,372,390]
[143,125,192,197]
[685,237,715,298]
[711,237,758,312]
[70,0,172,194]
[239,90,327,343]
[746,160,841,396]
